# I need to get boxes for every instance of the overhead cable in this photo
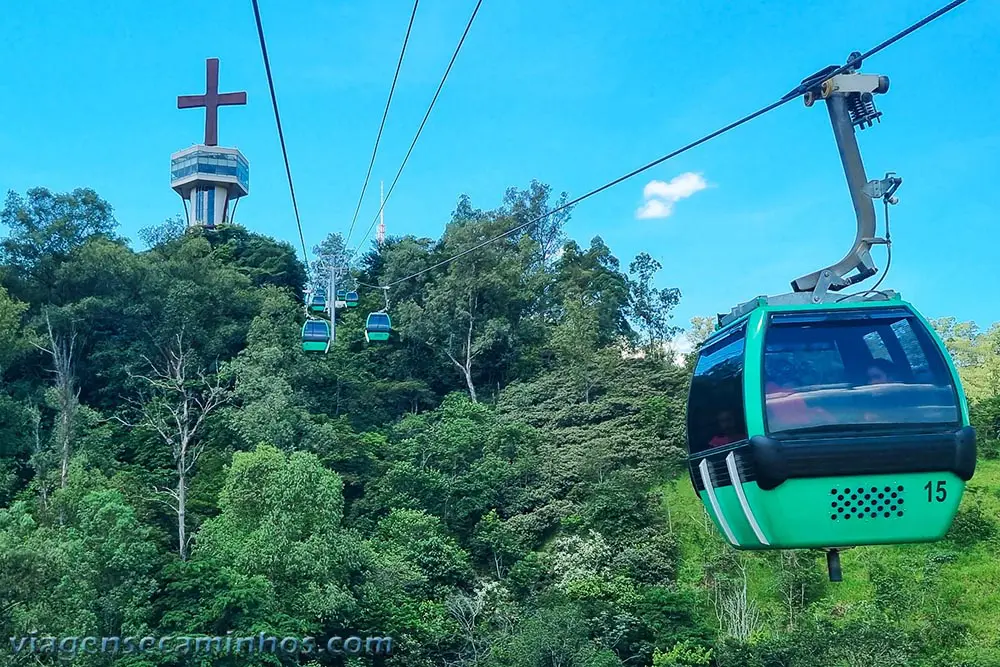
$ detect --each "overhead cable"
[350,0,485,258]
[375,0,969,289]
[345,0,421,246]
[251,0,310,263]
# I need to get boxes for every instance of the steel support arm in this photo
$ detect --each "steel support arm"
[792,93,877,295]
[791,64,891,299]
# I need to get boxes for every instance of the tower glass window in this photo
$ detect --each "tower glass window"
[195,189,205,223]
[206,187,216,226]
[170,151,249,191]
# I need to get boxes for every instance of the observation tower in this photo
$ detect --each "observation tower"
[170,58,249,229]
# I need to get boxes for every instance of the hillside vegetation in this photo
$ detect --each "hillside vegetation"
[0,184,998,667]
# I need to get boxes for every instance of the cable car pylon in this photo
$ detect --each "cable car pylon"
[685,55,976,582]
[302,257,348,353]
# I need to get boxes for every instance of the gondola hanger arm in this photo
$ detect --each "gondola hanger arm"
[791,55,901,303]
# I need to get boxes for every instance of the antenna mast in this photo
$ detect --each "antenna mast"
[376,180,386,247]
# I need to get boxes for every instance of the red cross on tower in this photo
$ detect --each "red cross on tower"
[177,58,247,147]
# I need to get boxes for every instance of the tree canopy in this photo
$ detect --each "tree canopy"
[0,183,998,667]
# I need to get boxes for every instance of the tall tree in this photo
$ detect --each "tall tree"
[932,317,1000,401]
[33,313,79,498]
[551,298,603,402]
[627,252,682,353]
[687,316,716,348]
[201,225,307,294]
[0,286,29,374]
[553,238,633,346]
[137,214,186,249]
[190,445,363,635]
[398,202,534,402]
[311,231,350,292]
[501,180,573,266]
[119,331,228,560]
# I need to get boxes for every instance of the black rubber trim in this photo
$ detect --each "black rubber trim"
[955,426,977,480]
[749,426,977,491]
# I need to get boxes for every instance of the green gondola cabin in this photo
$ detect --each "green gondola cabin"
[677,61,981,579]
[307,290,327,313]
[345,291,359,307]
[685,296,975,551]
[301,319,331,353]
[365,312,391,342]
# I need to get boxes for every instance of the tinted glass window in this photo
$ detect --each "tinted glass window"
[763,308,959,435]
[687,323,748,453]
[367,313,391,331]
[304,321,329,339]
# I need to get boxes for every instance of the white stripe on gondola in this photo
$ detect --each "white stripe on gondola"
[726,452,769,545]
[699,458,736,545]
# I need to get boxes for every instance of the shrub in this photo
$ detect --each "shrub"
[946,498,997,547]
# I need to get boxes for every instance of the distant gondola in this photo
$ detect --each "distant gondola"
[301,319,331,352]
[307,290,327,313]
[365,312,391,342]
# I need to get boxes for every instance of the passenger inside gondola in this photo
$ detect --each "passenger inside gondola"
[708,409,743,447]
[765,377,836,431]
[865,358,897,385]
[860,359,902,421]
[763,310,961,433]
[685,323,748,454]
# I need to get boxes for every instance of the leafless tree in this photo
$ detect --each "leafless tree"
[714,560,762,642]
[117,331,228,560]
[447,593,487,667]
[444,290,480,403]
[414,288,482,404]
[777,550,810,630]
[32,313,79,495]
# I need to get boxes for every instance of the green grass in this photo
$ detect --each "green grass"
[658,459,1000,648]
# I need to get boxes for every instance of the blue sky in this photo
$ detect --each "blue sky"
[0,0,997,333]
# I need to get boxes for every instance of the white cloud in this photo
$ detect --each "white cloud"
[644,172,707,201]
[635,172,708,220]
[636,199,674,220]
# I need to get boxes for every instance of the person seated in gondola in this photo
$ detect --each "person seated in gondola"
[865,358,897,385]
[709,409,744,447]
[765,378,834,430]
[861,359,900,422]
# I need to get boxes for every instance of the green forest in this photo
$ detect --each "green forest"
[1,183,999,667]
